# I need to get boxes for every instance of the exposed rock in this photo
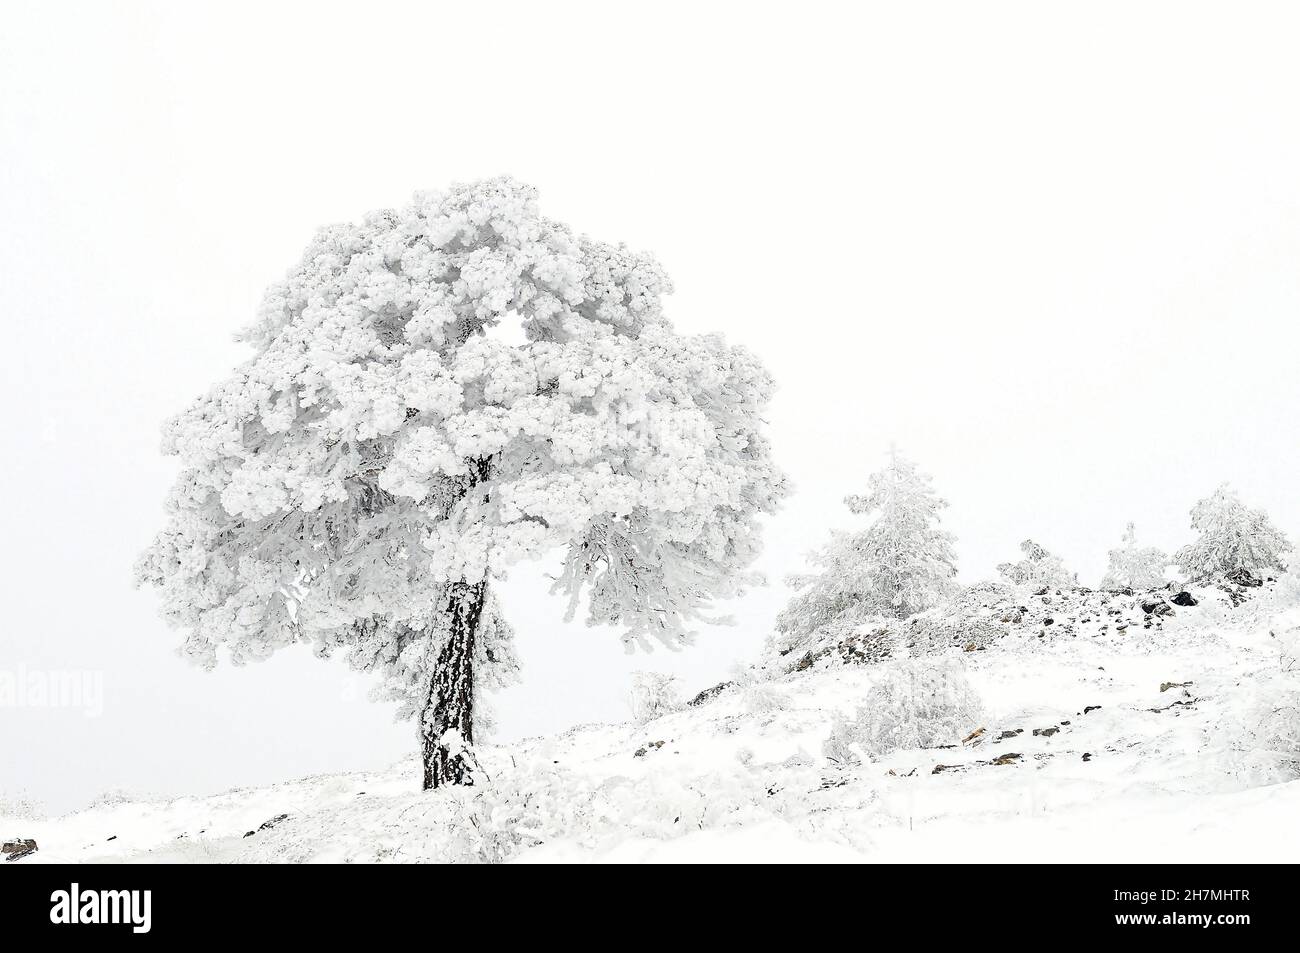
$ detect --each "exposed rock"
[687,681,735,707]
[1082,753,1093,762]
[1084,705,1102,714]
[634,740,666,758]
[2,839,37,862]
[992,753,1023,766]
[1225,568,1263,588]
[1149,699,1196,713]
[1032,726,1060,737]
[1141,598,1174,616]
[1160,681,1192,692]
[962,727,986,744]
[831,626,896,666]
[244,813,290,837]
[769,582,1214,675]
[783,624,895,673]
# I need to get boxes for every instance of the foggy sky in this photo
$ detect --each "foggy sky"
[4,1,1299,812]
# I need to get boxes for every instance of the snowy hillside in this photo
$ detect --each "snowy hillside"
[6,582,1300,864]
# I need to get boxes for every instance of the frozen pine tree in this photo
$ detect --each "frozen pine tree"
[1175,484,1291,586]
[135,177,787,790]
[628,671,681,724]
[1100,522,1170,591]
[777,450,958,641]
[997,539,1076,590]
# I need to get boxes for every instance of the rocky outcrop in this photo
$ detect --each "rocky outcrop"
[768,580,1219,674]
[3,838,37,862]
[243,814,290,838]
[687,682,735,707]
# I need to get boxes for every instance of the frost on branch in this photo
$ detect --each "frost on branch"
[134,177,788,783]
[775,451,958,652]
[823,659,983,763]
[1100,522,1170,591]
[1175,484,1291,587]
[996,539,1076,591]
[629,671,680,724]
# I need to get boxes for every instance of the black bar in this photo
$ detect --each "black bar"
[0,864,1288,941]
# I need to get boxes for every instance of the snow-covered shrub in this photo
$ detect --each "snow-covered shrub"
[629,671,681,723]
[1276,629,1300,676]
[730,666,785,715]
[0,792,44,821]
[1257,575,1300,667]
[84,787,161,810]
[1223,583,1300,784]
[823,660,983,763]
[1230,668,1300,785]
[1176,484,1291,586]
[742,681,785,715]
[1252,688,1300,768]
[777,450,958,639]
[1101,523,1170,591]
[997,539,1076,590]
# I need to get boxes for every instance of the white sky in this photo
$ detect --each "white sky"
[4,1,1299,813]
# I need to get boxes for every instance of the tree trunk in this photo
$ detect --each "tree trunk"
[419,457,493,791]
[420,578,489,790]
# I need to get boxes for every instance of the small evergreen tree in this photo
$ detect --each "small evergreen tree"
[1100,522,1170,591]
[777,450,958,641]
[997,539,1076,590]
[1175,484,1291,586]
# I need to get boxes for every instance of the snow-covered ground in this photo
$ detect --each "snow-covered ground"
[5,585,1299,864]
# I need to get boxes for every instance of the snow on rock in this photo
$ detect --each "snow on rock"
[767,581,1248,675]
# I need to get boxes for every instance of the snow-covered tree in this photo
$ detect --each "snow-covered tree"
[1175,484,1291,586]
[629,671,680,724]
[997,539,1076,590]
[777,450,958,640]
[1100,522,1170,591]
[135,177,787,789]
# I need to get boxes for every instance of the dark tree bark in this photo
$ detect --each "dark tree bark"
[420,578,488,790]
[420,456,494,791]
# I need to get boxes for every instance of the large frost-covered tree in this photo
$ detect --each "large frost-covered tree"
[1175,484,1291,586]
[1100,522,1170,591]
[777,450,958,640]
[136,178,787,789]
